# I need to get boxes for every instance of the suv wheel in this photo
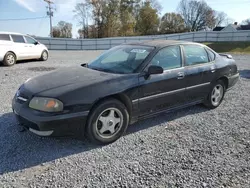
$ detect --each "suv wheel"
[3,52,16,66]
[40,50,48,61]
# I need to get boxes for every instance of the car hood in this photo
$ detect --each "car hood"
[24,66,121,95]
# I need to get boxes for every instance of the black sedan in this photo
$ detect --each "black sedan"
[12,40,239,144]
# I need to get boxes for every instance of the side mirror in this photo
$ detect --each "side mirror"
[148,65,164,75]
[34,41,39,45]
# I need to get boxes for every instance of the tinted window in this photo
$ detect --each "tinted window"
[88,45,154,74]
[0,34,10,41]
[101,49,129,64]
[25,36,36,44]
[150,46,181,70]
[206,48,216,61]
[11,35,25,43]
[183,45,209,66]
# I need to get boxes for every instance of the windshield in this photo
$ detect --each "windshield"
[87,45,154,74]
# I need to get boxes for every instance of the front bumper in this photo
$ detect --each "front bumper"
[227,72,240,90]
[12,97,89,138]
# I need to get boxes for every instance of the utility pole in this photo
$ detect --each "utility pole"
[44,0,54,37]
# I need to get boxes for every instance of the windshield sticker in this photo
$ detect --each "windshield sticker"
[130,49,146,53]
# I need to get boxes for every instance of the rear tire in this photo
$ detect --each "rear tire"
[204,80,225,109]
[3,52,16,66]
[85,99,129,145]
[40,50,48,61]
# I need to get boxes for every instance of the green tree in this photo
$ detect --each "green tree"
[160,13,186,34]
[119,0,137,36]
[136,1,159,35]
[103,0,121,37]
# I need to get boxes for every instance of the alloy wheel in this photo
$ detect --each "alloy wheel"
[211,84,224,106]
[95,108,123,139]
[6,54,15,65]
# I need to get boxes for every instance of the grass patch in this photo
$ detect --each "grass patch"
[203,42,250,54]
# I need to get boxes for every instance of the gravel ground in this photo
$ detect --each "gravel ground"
[0,51,249,188]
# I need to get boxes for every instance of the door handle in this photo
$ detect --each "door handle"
[177,72,185,79]
[211,66,216,73]
[211,69,216,73]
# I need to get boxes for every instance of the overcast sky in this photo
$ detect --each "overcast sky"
[0,0,249,38]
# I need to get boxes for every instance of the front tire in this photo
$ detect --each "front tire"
[204,80,225,109]
[3,52,16,66]
[40,50,48,61]
[85,99,129,145]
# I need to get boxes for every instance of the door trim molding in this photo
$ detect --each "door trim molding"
[186,82,210,90]
[132,82,210,103]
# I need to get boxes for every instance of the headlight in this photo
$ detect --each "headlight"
[29,97,63,112]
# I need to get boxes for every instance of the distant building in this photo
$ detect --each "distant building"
[213,22,250,31]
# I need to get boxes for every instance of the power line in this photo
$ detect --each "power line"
[0,16,48,21]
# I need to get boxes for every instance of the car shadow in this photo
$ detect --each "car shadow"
[126,104,208,135]
[0,104,208,175]
[0,59,41,67]
[17,59,41,64]
[239,70,250,79]
[0,112,99,175]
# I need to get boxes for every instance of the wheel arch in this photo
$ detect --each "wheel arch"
[5,51,17,59]
[217,76,229,89]
[89,93,133,117]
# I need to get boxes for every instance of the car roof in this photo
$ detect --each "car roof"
[0,31,23,35]
[125,40,204,48]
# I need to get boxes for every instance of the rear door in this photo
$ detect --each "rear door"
[138,45,187,116]
[0,34,12,59]
[10,34,28,60]
[182,44,215,102]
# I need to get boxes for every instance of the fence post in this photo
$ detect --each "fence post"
[205,31,208,42]
[49,38,51,50]
[192,32,195,42]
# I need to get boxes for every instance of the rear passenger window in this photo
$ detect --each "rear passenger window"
[11,35,25,43]
[150,46,181,70]
[206,48,216,61]
[0,34,10,41]
[183,45,209,66]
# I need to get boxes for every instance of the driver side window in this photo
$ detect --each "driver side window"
[150,45,182,70]
[24,36,37,44]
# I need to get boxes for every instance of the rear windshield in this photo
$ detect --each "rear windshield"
[0,34,10,41]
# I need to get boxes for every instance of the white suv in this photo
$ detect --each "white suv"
[0,32,49,66]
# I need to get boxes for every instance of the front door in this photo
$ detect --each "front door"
[138,45,187,117]
[24,36,41,58]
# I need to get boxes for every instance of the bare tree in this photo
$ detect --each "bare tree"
[214,11,227,26]
[242,18,250,25]
[73,2,91,38]
[178,0,216,31]
[147,0,162,13]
